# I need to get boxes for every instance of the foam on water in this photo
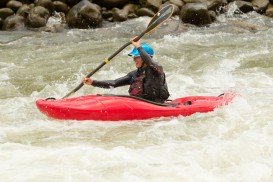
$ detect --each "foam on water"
[1,15,273,181]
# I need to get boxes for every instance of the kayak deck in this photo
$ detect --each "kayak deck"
[36,93,235,121]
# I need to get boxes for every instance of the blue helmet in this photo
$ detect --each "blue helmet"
[128,43,154,58]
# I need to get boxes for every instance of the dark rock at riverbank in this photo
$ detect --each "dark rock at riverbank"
[53,1,69,13]
[35,0,54,13]
[17,4,31,18]
[6,1,23,12]
[207,0,227,12]
[252,0,269,13]
[27,6,49,28]
[180,3,212,26]
[0,0,10,8]
[234,1,254,13]
[140,0,162,12]
[0,0,273,31]
[3,14,26,30]
[66,0,102,28]
[266,4,273,16]
[112,4,138,22]
[137,7,155,17]
[93,0,130,9]
[0,8,14,20]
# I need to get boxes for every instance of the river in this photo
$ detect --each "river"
[0,11,273,181]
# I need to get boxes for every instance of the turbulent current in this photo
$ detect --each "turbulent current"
[1,12,273,181]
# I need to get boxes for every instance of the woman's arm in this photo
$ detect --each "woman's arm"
[91,73,132,89]
[138,47,163,75]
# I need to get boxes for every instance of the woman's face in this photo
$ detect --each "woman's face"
[133,56,143,68]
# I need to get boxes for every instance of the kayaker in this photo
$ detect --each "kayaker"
[83,37,170,103]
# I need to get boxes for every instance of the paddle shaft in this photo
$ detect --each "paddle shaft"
[62,32,145,99]
[62,5,174,99]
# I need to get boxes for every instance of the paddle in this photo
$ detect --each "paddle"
[61,4,174,99]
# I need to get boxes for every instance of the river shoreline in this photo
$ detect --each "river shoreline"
[0,0,273,32]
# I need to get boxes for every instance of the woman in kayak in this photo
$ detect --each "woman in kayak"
[83,37,170,103]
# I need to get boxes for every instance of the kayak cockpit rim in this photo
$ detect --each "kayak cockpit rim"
[97,94,179,107]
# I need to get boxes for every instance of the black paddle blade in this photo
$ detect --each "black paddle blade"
[146,4,174,34]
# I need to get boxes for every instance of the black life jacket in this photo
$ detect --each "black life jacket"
[129,67,170,103]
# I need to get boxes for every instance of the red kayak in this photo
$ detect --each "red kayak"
[36,93,235,121]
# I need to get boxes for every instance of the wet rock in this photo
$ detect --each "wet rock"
[53,1,69,13]
[207,0,227,12]
[16,0,34,3]
[128,13,138,19]
[234,1,253,13]
[140,0,162,12]
[66,0,83,6]
[29,3,35,9]
[252,0,269,13]
[107,17,113,22]
[6,1,23,12]
[162,2,181,15]
[27,6,50,28]
[17,5,31,18]
[265,4,273,17]
[2,14,26,30]
[52,0,66,3]
[0,18,3,29]
[112,4,138,22]
[92,0,130,9]
[102,10,113,19]
[136,7,155,17]
[172,4,181,15]
[93,3,102,12]
[66,0,102,29]
[183,0,206,3]
[0,0,9,8]
[208,10,216,21]
[0,8,14,20]
[112,8,127,22]
[35,0,55,13]
[170,0,184,8]
[1,0,271,31]
[180,3,212,26]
